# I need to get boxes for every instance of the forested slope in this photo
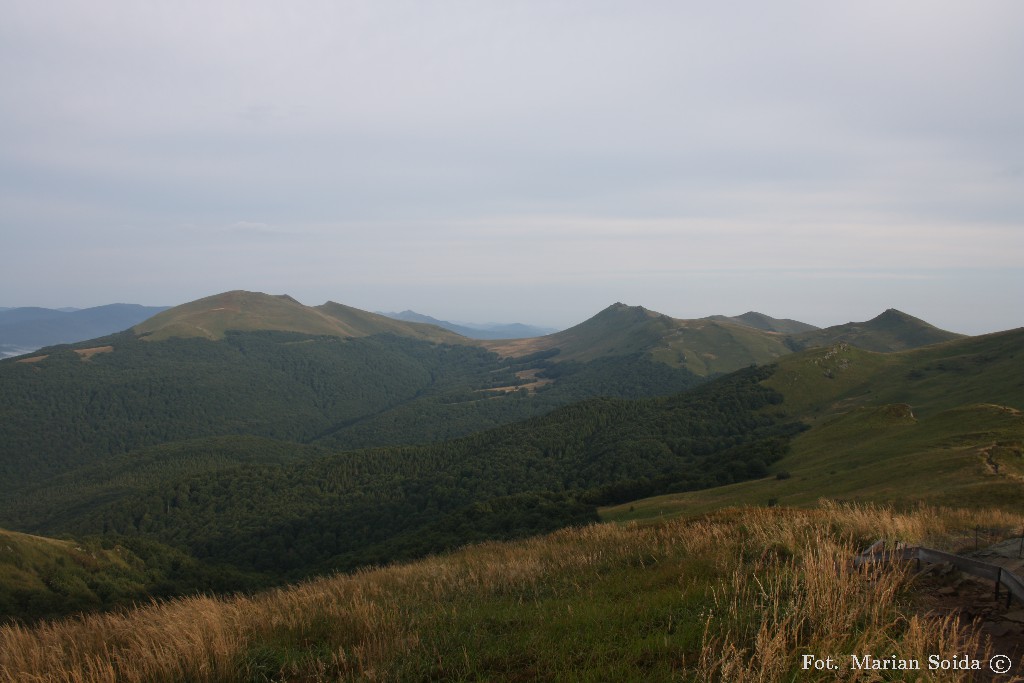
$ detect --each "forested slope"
[0,330,702,495]
[8,366,801,582]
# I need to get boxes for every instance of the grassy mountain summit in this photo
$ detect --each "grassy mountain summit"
[790,308,964,352]
[313,301,466,343]
[709,311,819,334]
[134,290,464,344]
[484,303,795,376]
[485,303,673,360]
[131,291,962,378]
[486,304,965,376]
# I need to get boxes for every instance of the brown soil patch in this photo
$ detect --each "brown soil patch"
[16,355,47,363]
[477,386,520,395]
[475,368,554,396]
[481,337,552,358]
[74,346,114,360]
[515,368,554,391]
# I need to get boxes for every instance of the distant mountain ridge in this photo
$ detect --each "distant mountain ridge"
[378,310,557,340]
[129,292,968,378]
[133,291,466,344]
[483,302,964,375]
[7,290,966,375]
[483,303,796,376]
[788,308,964,352]
[0,289,1016,629]
[709,311,819,334]
[0,304,169,357]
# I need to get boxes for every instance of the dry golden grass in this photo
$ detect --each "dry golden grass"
[2,503,1018,682]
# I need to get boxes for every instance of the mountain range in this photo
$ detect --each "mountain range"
[0,288,1015,631]
[0,304,169,357]
[0,291,967,474]
[377,310,557,339]
[123,290,965,370]
[4,291,964,372]
[481,302,962,374]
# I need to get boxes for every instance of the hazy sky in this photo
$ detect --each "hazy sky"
[2,1,1022,333]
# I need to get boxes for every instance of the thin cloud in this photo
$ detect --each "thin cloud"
[0,2,1020,333]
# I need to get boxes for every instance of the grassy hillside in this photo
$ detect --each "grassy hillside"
[791,308,964,352]
[604,329,1024,523]
[315,300,468,343]
[3,504,1017,682]
[485,303,796,376]
[484,303,961,377]
[0,528,143,621]
[134,290,465,344]
[647,318,795,376]
[764,327,1024,418]
[131,291,965,380]
[0,527,256,624]
[709,311,819,334]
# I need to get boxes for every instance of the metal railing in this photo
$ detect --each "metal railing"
[855,541,1024,608]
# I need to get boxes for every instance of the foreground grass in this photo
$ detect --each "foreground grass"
[3,503,1020,682]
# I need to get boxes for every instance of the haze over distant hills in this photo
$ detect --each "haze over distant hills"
[0,286,1019,635]
[0,290,1018,609]
[0,290,972,486]
[708,311,820,334]
[378,310,558,339]
[133,290,466,344]
[786,308,966,352]
[0,304,168,357]
[3,291,967,371]
[481,301,964,376]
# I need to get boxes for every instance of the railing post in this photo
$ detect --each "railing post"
[855,542,1024,610]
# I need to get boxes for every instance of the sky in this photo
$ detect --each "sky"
[1,1,1022,334]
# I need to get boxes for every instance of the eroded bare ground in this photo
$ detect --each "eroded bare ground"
[909,538,1024,681]
[476,368,554,395]
[73,345,114,360]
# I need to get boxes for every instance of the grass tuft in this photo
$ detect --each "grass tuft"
[2,503,1016,682]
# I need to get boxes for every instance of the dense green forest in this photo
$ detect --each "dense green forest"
[0,331,702,494]
[11,365,799,581]
[0,330,803,623]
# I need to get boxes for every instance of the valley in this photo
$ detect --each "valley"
[0,290,1021,680]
